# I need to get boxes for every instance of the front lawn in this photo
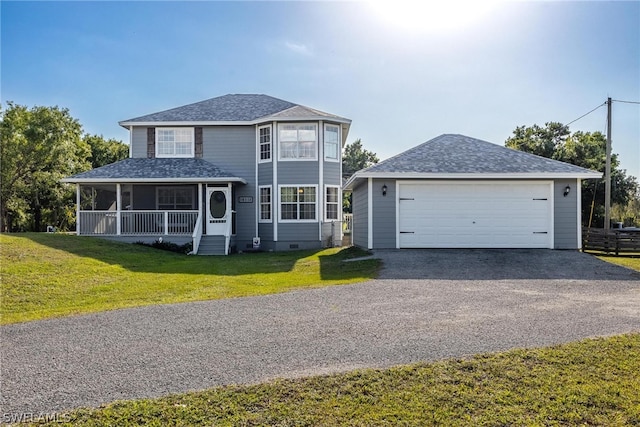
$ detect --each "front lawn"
[597,255,640,272]
[27,334,640,426]
[0,233,379,325]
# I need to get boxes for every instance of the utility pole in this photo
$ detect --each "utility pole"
[604,97,612,229]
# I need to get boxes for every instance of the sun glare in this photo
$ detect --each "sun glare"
[370,0,498,33]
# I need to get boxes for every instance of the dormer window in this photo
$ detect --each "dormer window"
[156,128,194,158]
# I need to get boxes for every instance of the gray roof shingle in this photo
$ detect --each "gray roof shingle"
[62,158,246,183]
[363,134,602,175]
[120,94,349,124]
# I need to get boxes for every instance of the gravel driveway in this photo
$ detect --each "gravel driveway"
[2,249,639,416]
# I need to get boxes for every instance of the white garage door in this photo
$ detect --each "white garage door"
[398,181,553,248]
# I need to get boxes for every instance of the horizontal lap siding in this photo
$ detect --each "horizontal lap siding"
[352,182,368,248]
[258,162,273,186]
[277,162,319,184]
[372,179,397,249]
[323,162,341,186]
[277,223,318,241]
[204,127,256,246]
[554,179,578,249]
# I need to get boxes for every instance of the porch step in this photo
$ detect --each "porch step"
[197,235,227,255]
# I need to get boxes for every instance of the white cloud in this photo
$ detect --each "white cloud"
[284,41,312,56]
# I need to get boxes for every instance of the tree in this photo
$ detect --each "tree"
[83,134,129,168]
[342,139,379,178]
[342,139,379,212]
[506,122,638,227]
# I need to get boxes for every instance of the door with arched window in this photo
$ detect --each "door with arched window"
[206,187,229,235]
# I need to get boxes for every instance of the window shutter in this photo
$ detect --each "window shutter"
[147,128,155,158]
[195,127,203,158]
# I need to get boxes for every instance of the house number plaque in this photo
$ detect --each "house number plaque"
[238,196,253,203]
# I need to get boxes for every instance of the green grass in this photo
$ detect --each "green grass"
[0,233,379,325]
[23,334,640,426]
[597,255,640,272]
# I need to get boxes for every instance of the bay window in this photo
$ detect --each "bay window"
[279,124,317,160]
[280,186,317,221]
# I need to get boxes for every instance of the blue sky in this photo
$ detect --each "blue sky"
[2,1,639,178]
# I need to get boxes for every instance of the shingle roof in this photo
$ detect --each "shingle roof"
[62,158,246,183]
[365,134,601,174]
[344,134,601,189]
[119,94,350,124]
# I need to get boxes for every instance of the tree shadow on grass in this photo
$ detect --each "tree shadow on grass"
[14,233,378,278]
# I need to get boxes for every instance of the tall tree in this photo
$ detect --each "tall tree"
[342,138,379,178]
[1,102,89,231]
[83,134,129,168]
[506,123,638,227]
[342,139,379,212]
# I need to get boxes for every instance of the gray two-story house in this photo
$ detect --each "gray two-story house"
[63,94,351,255]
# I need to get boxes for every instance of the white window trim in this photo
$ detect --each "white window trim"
[258,124,272,163]
[323,124,340,162]
[155,127,195,158]
[278,184,318,223]
[156,186,196,210]
[277,123,318,161]
[324,185,341,221]
[259,185,272,223]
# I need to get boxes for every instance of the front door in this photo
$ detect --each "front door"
[206,187,230,235]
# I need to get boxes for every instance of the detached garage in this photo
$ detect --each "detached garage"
[344,134,602,250]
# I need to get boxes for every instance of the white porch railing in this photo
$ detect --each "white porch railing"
[79,210,199,236]
[343,213,353,234]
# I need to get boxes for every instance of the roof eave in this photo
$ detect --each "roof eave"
[61,177,248,184]
[119,116,352,129]
[343,171,603,190]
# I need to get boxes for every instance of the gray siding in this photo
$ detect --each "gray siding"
[258,162,273,186]
[131,127,148,158]
[554,178,579,249]
[203,127,256,246]
[277,162,319,184]
[323,162,341,186]
[352,181,369,248]
[372,179,397,249]
[278,223,318,241]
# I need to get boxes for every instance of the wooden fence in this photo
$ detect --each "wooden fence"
[582,228,640,255]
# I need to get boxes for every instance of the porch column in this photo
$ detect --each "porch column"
[76,184,81,236]
[116,183,121,236]
[198,182,203,230]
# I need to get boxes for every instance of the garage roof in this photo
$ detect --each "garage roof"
[344,134,602,189]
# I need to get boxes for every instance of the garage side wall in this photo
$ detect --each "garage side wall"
[554,178,579,249]
[372,178,397,248]
[352,182,368,248]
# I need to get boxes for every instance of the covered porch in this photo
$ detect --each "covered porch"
[62,158,247,255]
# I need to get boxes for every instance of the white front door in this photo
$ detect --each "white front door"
[206,187,230,235]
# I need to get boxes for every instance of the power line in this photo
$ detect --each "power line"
[566,102,606,126]
[612,99,640,105]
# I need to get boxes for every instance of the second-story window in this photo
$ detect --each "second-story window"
[156,128,194,158]
[279,124,317,160]
[259,125,271,162]
[324,125,340,161]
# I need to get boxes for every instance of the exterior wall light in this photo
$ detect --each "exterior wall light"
[564,185,571,197]
[382,184,388,196]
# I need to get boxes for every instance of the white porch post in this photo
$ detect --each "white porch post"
[367,177,373,250]
[76,184,81,236]
[198,183,203,232]
[116,183,121,236]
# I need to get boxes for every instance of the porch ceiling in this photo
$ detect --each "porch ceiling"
[62,158,247,184]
